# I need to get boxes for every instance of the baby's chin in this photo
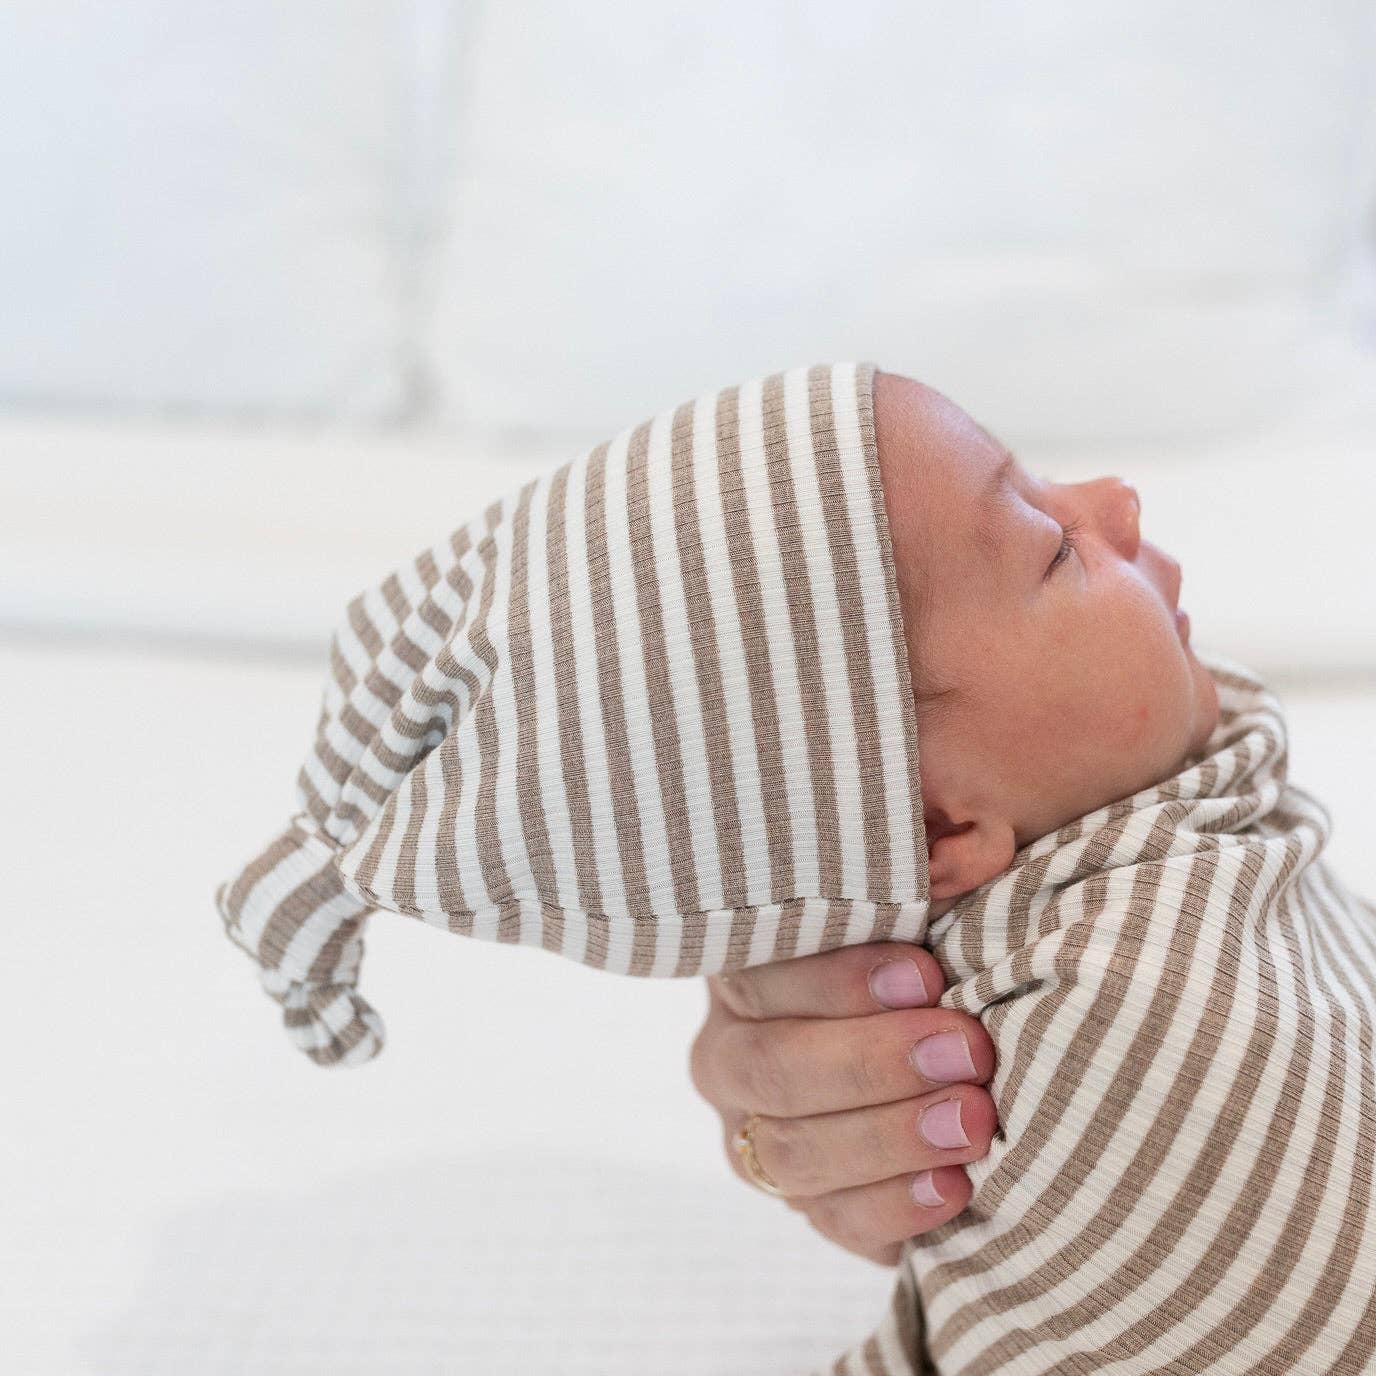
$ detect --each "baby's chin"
[1147,656,1220,784]
[1184,657,1222,761]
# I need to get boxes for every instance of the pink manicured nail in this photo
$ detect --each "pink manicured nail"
[911,1031,977,1083]
[919,1098,969,1150]
[911,1170,944,1208]
[867,958,933,1008]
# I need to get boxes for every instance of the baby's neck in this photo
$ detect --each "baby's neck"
[920,665,1300,979]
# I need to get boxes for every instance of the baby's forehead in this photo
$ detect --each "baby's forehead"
[874,371,1011,587]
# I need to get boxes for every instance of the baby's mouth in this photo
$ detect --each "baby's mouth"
[1150,543,1186,639]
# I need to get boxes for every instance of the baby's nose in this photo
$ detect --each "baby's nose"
[1096,477,1141,558]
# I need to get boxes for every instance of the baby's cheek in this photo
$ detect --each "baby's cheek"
[1125,700,1154,742]
[1105,681,1193,790]
[1062,685,1160,794]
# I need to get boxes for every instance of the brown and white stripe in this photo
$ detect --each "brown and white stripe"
[823,654,1376,1375]
[215,360,930,1067]
[216,363,1376,1373]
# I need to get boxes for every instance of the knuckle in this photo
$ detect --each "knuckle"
[687,1029,714,1103]
[888,1100,931,1168]
[869,1106,924,1183]
[716,970,765,1021]
[735,1022,790,1112]
[883,1008,929,1052]
[808,1192,869,1256]
[852,1181,890,1234]
[850,1035,886,1103]
[803,1190,842,1239]
[761,1117,818,1195]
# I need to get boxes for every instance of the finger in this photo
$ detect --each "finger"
[799,1164,974,1255]
[745,1083,996,1199]
[708,942,946,1021]
[688,995,739,1110]
[781,1191,902,1267]
[720,1006,994,1118]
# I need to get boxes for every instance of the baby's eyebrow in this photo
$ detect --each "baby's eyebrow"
[971,452,1015,567]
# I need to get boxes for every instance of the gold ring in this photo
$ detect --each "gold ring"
[733,1113,788,1197]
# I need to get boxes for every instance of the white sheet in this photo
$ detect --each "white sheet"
[3,641,1371,1373]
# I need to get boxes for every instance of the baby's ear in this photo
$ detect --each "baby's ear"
[924,806,1017,901]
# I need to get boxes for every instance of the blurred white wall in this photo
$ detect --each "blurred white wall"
[0,0,1373,671]
[433,1,1376,449]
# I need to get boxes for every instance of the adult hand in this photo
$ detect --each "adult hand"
[688,941,997,1267]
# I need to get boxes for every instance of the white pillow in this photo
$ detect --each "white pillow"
[0,2,408,419]
[428,0,1375,448]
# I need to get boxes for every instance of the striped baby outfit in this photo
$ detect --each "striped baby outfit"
[217,360,1376,1372]
[824,655,1376,1375]
[215,360,931,1065]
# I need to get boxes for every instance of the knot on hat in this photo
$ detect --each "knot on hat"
[217,813,386,1066]
[277,976,386,1068]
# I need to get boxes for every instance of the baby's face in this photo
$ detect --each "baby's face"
[874,370,1220,905]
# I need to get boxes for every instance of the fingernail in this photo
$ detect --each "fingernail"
[867,958,932,1008]
[911,1170,944,1208]
[911,1031,977,1083]
[919,1098,969,1150]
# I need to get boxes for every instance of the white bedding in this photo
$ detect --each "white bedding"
[2,640,1373,1373]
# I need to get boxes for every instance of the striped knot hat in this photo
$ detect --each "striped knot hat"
[216,360,930,1066]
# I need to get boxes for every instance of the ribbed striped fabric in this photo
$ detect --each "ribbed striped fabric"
[217,360,1376,1374]
[822,654,1376,1375]
[215,360,930,1067]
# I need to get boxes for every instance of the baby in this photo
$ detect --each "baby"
[872,370,1219,909]
[216,362,1376,1375]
